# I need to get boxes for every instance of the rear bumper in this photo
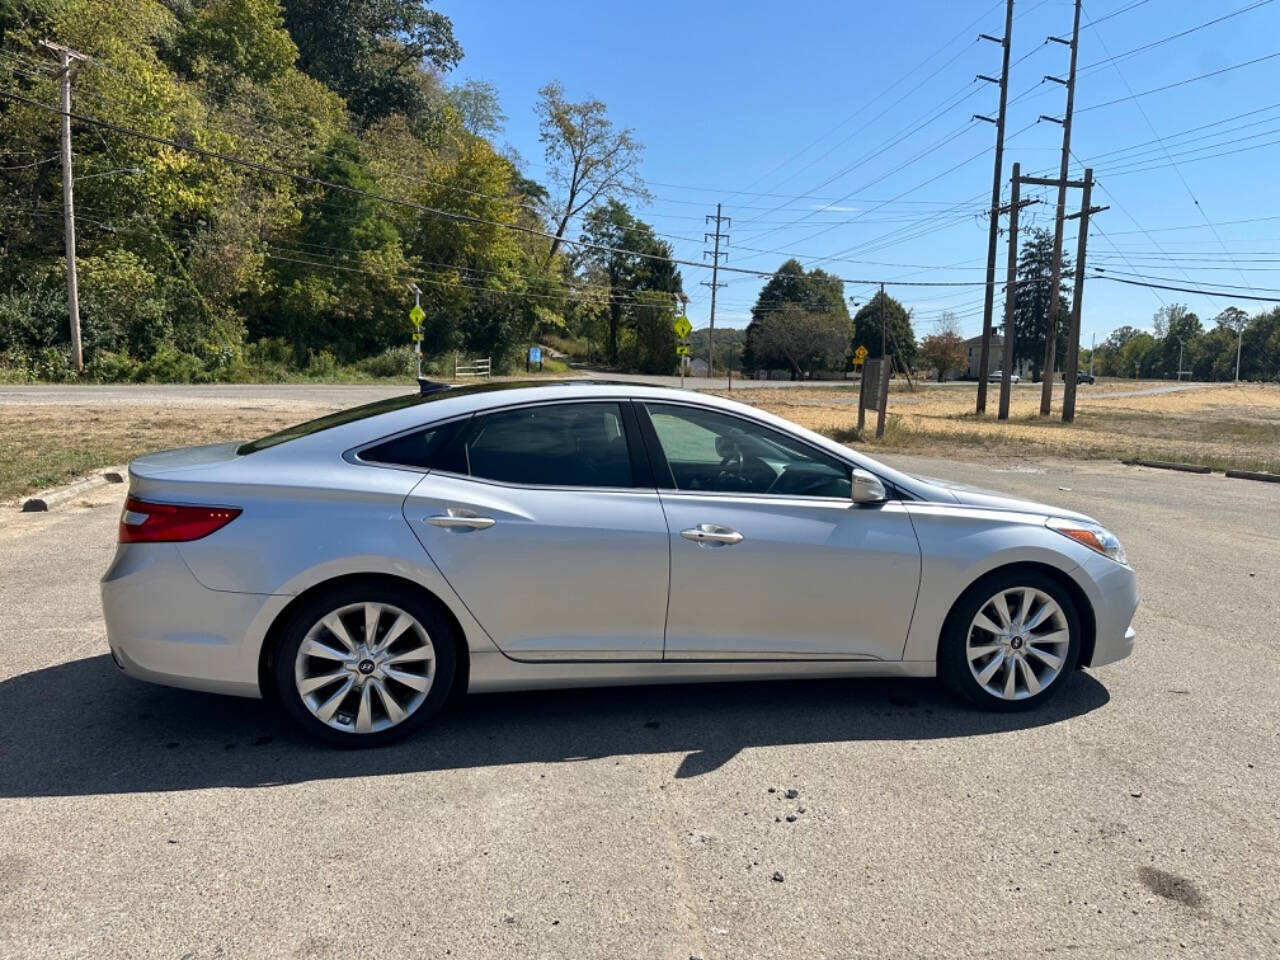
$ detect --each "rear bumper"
[101,543,285,698]
[1078,553,1140,668]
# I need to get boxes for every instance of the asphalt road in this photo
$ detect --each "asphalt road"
[1,455,1276,958]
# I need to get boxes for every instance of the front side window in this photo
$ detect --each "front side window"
[646,403,851,498]
[464,402,633,488]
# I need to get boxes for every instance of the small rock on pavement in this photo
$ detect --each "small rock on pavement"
[786,814,798,823]
[1130,790,1143,798]
[771,871,785,883]
[784,788,799,799]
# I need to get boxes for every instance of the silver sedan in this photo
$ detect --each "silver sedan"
[101,381,1138,746]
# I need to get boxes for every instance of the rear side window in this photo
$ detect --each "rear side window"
[465,402,633,487]
[359,419,468,472]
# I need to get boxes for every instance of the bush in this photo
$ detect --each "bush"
[88,350,141,383]
[136,346,204,383]
[307,349,339,378]
[355,346,416,378]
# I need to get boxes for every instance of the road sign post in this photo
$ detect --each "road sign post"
[407,300,425,380]
[528,345,543,372]
[673,314,693,386]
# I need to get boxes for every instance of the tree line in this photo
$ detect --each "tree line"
[0,0,684,381]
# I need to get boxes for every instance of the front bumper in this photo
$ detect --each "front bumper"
[1078,552,1140,668]
[101,543,286,698]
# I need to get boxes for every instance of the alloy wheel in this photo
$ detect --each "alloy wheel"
[293,601,436,734]
[965,586,1070,701]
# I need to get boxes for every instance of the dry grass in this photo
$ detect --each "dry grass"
[4,380,1279,501]
[723,381,1280,474]
[0,403,324,501]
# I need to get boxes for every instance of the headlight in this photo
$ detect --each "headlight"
[1046,517,1127,565]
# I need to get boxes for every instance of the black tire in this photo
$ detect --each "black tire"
[939,568,1082,712]
[272,581,458,747]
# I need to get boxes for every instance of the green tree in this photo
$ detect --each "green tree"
[176,0,298,84]
[258,135,408,358]
[744,259,850,372]
[537,82,648,263]
[851,290,916,370]
[281,0,461,127]
[1011,229,1070,381]
[749,303,852,378]
[579,200,681,365]
[448,78,506,138]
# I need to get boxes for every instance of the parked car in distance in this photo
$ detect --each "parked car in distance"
[1075,371,1096,385]
[988,370,1021,383]
[102,381,1138,746]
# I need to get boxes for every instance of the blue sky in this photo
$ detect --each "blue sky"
[439,0,1280,344]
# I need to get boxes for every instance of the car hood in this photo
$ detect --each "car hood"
[909,474,1095,523]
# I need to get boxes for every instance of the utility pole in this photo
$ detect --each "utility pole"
[1038,0,1082,415]
[1234,321,1243,383]
[879,282,886,359]
[974,0,1016,414]
[42,39,88,374]
[998,163,1023,420]
[702,203,729,380]
[1061,168,1107,422]
[1089,331,1095,378]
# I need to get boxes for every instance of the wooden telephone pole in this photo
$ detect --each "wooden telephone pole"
[1038,0,1082,415]
[1060,168,1107,422]
[41,39,89,373]
[997,163,1037,420]
[974,0,1015,414]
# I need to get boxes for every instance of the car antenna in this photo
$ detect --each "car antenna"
[417,377,450,396]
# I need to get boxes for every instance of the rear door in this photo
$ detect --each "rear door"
[400,400,671,661]
[639,401,921,661]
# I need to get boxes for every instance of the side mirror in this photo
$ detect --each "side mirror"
[850,468,887,504]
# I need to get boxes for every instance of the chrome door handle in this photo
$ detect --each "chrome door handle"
[425,511,496,530]
[681,523,743,546]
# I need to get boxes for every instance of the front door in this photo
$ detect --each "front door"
[640,401,921,661]
[404,401,670,661]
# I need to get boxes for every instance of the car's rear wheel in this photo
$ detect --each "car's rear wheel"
[272,582,457,746]
[940,569,1081,711]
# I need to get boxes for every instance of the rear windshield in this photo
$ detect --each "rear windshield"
[236,394,427,454]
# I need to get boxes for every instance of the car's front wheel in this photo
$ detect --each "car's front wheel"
[272,582,457,746]
[940,569,1082,711]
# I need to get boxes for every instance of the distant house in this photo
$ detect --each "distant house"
[687,357,709,377]
[957,334,1030,379]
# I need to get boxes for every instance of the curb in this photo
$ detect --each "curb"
[1121,459,1212,475]
[20,467,126,512]
[1225,469,1280,484]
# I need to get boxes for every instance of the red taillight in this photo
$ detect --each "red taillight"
[118,497,241,543]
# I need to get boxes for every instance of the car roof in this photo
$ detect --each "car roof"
[239,378,934,499]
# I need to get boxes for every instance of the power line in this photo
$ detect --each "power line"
[1077,51,1280,114]
[1081,2,1256,295]
[1076,1,1275,75]
[1093,272,1280,301]
[0,90,1016,292]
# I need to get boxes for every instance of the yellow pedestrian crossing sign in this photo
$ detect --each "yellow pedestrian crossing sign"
[853,344,868,367]
[675,345,691,356]
[409,305,425,328]
[673,316,692,339]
